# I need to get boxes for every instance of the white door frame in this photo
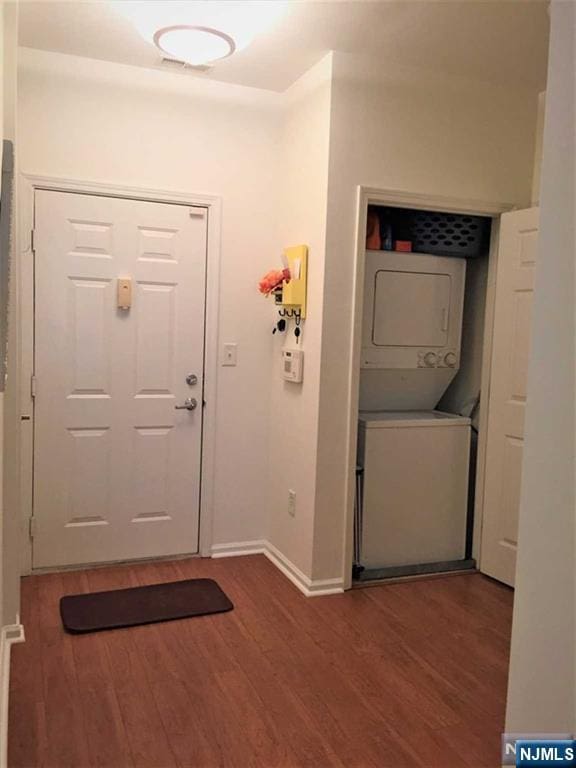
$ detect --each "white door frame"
[18,174,222,574]
[342,185,514,589]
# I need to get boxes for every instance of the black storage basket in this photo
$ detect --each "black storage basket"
[409,210,490,258]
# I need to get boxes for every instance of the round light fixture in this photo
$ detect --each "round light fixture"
[153,25,235,65]
[111,2,289,67]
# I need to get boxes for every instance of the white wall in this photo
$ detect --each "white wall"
[2,0,20,627]
[18,48,282,553]
[312,53,540,581]
[0,0,5,633]
[267,56,332,576]
[506,0,575,733]
[531,91,546,206]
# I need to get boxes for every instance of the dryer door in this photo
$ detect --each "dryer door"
[372,269,451,348]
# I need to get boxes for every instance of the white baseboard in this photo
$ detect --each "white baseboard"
[211,539,344,597]
[263,542,345,597]
[210,540,267,558]
[0,624,25,768]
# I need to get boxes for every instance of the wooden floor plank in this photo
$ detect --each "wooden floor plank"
[37,574,93,768]
[9,556,513,768]
[85,566,179,768]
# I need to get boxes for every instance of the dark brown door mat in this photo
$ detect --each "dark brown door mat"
[60,578,233,634]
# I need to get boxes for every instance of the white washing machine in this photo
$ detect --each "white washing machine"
[358,410,471,569]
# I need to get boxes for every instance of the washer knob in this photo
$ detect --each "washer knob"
[423,352,437,367]
[444,352,457,367]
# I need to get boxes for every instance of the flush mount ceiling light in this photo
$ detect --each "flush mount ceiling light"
[111,1,288,66]
[153,25,235,66]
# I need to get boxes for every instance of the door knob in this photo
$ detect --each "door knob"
[175,397,198,411]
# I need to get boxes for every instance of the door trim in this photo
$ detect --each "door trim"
[19,173,222,573]
[342,185,515,590]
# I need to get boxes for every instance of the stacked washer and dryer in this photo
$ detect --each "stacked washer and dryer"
[356,250,471,576]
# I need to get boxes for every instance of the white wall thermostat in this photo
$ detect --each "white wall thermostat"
[282,349,304,383]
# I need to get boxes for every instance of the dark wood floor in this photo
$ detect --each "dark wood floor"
[9,555,513,768]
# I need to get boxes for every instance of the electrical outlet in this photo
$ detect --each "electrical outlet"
[288,489,296,517]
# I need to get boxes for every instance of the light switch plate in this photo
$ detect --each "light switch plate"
[222,343,237,366]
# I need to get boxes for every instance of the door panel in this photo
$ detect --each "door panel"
[480,207,539,586]
[33,190,207,568]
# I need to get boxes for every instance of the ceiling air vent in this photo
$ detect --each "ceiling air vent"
[158,56,213,73]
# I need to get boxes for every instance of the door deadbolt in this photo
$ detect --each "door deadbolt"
[186,374,198,386]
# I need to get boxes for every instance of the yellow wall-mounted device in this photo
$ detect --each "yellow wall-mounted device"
[281,245,308,318]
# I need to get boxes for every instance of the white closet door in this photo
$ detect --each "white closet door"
[33,190,207,569]
[480,207,539,586]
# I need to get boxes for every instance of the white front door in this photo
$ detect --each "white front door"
[480,207,539,586]
[33,190,207,569]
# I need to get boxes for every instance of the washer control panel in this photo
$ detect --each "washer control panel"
[417,350,458,369]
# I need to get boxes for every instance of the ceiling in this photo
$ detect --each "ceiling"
[19,0,550,93]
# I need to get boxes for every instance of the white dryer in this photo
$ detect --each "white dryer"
[357,410,470,570]
[360,251,466,411]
